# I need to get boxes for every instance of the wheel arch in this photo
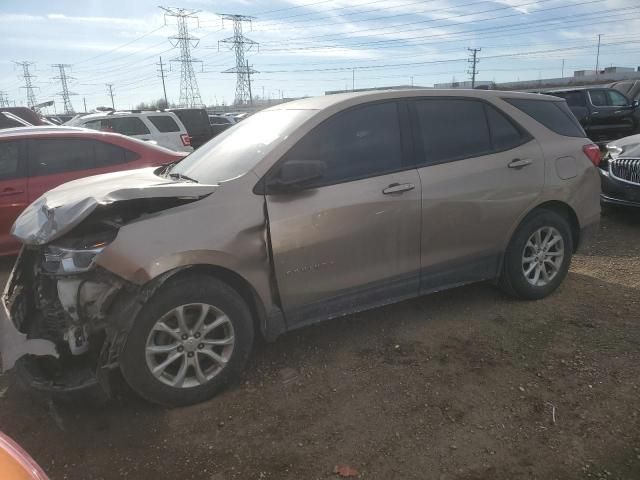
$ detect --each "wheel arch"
[146,264,273,341]
[497,200,580,280]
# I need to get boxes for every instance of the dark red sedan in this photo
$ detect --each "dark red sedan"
[0,127,187,255]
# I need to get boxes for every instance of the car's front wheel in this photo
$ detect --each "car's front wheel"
[120,274,254,407]
[499,209,573,300]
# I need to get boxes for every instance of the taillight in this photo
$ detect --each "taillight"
[582,143,601,167]
[180,134,191,147]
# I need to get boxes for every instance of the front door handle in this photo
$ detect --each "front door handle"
[383,183,415,194]
[508,158,532,169]
[0,188,24,197]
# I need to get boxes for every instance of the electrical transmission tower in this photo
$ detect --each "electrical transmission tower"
[0,91,10,108]
[467,48,481,88]
[160,6,203,107]
[52,64,76,114]
[15,61,38,109]
[218,14,258,106]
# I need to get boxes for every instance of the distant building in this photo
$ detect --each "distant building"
[495,66,640,91]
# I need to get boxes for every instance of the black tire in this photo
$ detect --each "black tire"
[499,209,573,300]
[120,274,254,407]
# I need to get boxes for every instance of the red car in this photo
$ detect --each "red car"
[0,127,187,255]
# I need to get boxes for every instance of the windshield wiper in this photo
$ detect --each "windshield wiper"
[168,172,199,183]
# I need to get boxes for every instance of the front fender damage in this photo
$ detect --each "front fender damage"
[0,248,177,396]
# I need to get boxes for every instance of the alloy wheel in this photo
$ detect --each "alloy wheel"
[521,226,565,287]
[145,303,235,388]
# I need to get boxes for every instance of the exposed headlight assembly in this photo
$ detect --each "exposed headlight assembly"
[44,245,107,274]
[43,231,116,274]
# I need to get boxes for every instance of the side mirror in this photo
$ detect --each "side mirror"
[268,160,325,193]
[632,100,639,109]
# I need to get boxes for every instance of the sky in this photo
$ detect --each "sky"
[1,0,640,112]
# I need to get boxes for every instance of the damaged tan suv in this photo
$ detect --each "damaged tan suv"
[1,90,601,406]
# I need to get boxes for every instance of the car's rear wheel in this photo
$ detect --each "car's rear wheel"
[499,209,573,300]
[120,274,254,407]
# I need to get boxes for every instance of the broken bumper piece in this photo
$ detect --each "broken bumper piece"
[0,256,57,372]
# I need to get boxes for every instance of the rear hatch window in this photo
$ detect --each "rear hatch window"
[148,115,180,132]
[171,109,212,136]
[503,98,585,138]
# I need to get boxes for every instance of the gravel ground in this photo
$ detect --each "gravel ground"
[0,208,639,480]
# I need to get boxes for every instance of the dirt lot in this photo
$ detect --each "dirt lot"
[0,208,639,480]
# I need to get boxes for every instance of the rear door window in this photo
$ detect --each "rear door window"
[503,98,585,138]
[148,115,180,132]
[413,99,492,164]
[29,139,94,175]
[277,101,403,187]
[29,139,133,176]
[562,91,587,107]
[0,141,22,180]
[108,117,150,136]
[589,90,608,107]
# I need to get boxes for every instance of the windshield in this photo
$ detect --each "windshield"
[170,109,316,184]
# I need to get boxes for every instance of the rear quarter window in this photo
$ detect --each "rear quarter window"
[503,98,585,138]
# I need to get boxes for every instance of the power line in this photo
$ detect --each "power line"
[52,64,76,114]
[256,0,558,43]
[259,0,610,52]
[74,25,166,66]
[218,14,259,106]
[160,6,203,107]
[467,48,481,88]
[257,38,640,74]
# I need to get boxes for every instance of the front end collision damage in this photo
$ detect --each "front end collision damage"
[0,244,202,396]
[1,168,218,393]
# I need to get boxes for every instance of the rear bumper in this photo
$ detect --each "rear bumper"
[599,167,640,208]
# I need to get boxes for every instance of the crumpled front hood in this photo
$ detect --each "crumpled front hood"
[12,167,217,245]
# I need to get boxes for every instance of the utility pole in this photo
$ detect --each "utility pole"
[0,91,9,108]
[106,83,115,109]
[218,14,258,106]
[51,63,76,114]
[14,61,38,110]
[160,6,203,107]
[561,59,565,78]
[246,60,253,106]
[595,34,602,75]
[83,97,87,112]
[157,56,169,106]
[467,48,481,88]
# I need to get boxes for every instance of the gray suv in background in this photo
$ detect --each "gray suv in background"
[1,90,601,406]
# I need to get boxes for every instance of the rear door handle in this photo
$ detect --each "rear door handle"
[383,183,415,194]
[508,158,532,169]
[0,188,24,197]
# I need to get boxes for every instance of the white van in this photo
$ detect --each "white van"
[66,111,193,153]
